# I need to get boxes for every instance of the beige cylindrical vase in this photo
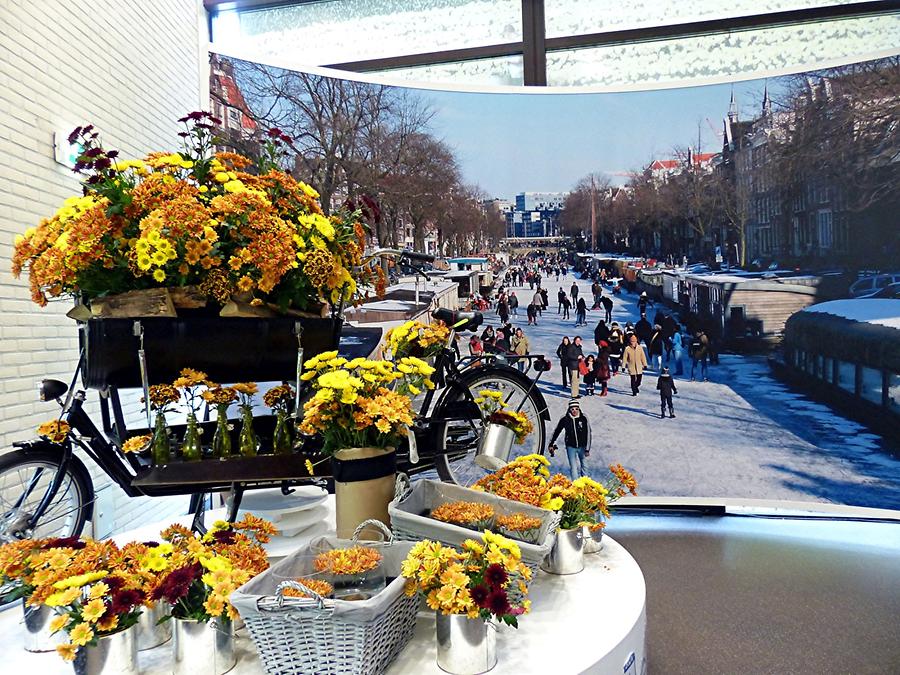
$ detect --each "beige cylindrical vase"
[332,446,396,539]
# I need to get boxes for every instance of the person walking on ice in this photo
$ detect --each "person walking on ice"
[656,366,678,418]
[622,333,648,396]
[547,399,592,480]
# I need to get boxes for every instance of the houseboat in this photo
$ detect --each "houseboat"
[679,272,838,342]
[778,298,900,435]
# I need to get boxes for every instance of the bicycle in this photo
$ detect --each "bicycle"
[0,250,551,543]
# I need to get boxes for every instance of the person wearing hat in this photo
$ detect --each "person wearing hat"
[547,399,592,480]
[622,333,648,396]
[608,322,624,374]
[638,290,653,315]
[656,366,679,418]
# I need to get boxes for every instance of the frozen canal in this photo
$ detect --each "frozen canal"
[481,271,900,511]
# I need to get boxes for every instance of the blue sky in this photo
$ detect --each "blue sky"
[416,79,778,199]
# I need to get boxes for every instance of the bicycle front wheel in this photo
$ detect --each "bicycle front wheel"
[434,368,546,486]
[0,448,93,544]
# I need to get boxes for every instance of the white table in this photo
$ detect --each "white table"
[387,535,647,675]
[1,498,646,675]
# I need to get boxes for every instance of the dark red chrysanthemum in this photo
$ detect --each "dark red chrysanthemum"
[154,563,200,603]
[484,564,508,589]
[42,537,86,550]
[486,590,511,617]
[469,584,490,608]
[110,588,145,614]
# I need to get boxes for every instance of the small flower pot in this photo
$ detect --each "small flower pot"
[582,525,604,554]
[435,613,497,675]
[172,617,235,675]
[137,602,171,651]
[474,423,515,471]
[540,528,585,575]
[72,625,139,675]
[22,601,64,653]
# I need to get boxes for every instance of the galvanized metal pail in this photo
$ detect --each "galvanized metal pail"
[137,602,171,651]
[72,626,139,675]
[474,424,515,471]
[436,613,497,675]
[582,525,605,554]
[172,616,236,675]
[540,528,585,575]
[23,601,64,653]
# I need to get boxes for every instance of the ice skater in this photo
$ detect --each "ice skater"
[656,366,678,418]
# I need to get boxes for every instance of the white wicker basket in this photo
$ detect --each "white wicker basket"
[230,521,417,675]
[388,477,560,574]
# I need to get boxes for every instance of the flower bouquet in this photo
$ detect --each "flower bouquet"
[299,352,436,537]
[473,389,534,471]
[384,320,450,360]
[401,532,531,674]
[12,114,376,314]
[430,501,495,531]
[22,538,147,670]
[148,515,275,675]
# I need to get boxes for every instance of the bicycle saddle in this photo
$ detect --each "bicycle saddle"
[432,308,484,332]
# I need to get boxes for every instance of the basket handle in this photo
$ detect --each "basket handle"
[394,473,413,503]
[351,519,393,544]
[274,580,327,611]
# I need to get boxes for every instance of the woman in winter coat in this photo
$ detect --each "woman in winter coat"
[608,324,624,374]
[566,336,586,398]
[575,297,587,326]
[622,334,648,396]
[510,328,530,373]
[556,336,571,389]
[596,343,611,396]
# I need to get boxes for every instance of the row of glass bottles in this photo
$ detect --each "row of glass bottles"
[151,405,293,465]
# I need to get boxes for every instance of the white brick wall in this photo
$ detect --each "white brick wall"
[0,0,206,536]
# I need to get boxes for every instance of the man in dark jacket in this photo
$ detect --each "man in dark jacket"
[548,399,592,480]
[601,295,613,323]
[594,319,610,349]
[570,281,579,303]
[635,315,652,346]
[557,288,566,314]
[565,336,585,398]
[689,330,709,381]
[656,366,678,418]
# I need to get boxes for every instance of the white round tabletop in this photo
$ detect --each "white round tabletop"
[386,534,647,675]
[1,498,646,675]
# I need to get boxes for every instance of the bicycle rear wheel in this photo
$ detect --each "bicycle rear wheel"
[0,448,93,544]
[434,368,546,485]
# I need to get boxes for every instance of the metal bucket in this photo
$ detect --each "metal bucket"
[582,526,604,554]
[137,602,171,651]
[172,617,236,675]
[72,626,139,675]
[23,601,64,653]
[540,528,585,575]
[436,613,497,675]
[474,424,515,471]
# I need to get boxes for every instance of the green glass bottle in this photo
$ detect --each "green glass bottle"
[211,404,233,458]
[181,412,202,461]
[151,412,171,465]
[239,406,257,457]
[272,410,293,455]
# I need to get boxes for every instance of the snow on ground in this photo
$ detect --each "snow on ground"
[483,271,900,511]
[803,298,900,329]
